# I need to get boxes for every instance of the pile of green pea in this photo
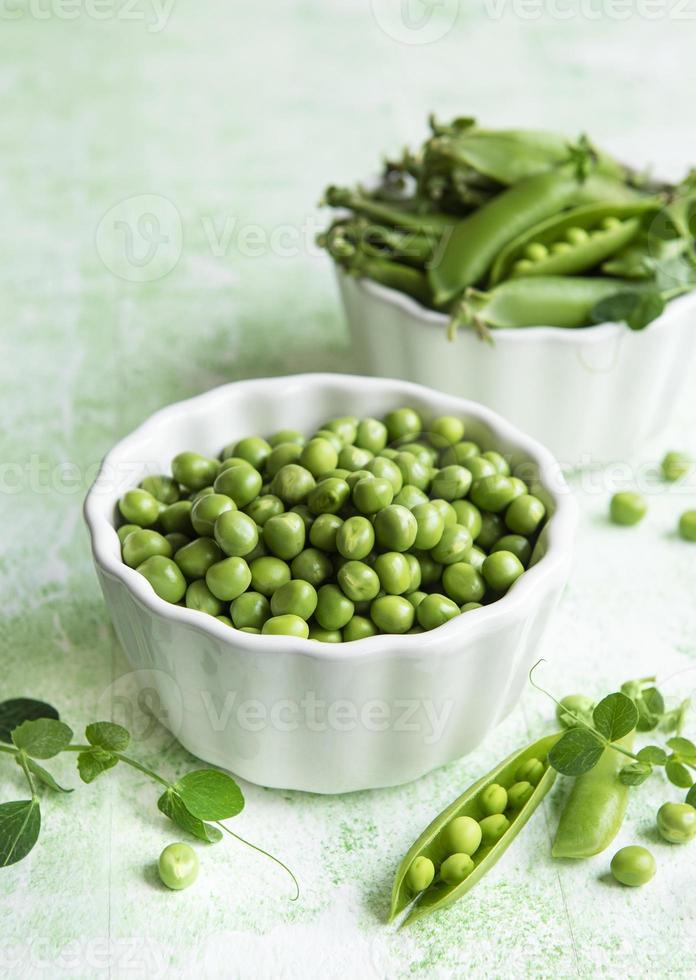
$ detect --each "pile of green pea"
[115,407,547,641]
[610,450,696,535]
[509,216,629,279]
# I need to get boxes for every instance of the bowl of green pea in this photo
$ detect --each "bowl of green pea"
[84,374,576,793]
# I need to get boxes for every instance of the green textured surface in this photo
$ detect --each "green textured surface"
[2,3,696,977]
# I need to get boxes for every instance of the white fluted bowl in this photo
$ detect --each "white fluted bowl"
[338,272,696,467]
[84,374,576,794]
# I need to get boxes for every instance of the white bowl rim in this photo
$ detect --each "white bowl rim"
[343,270,696,345]
[84,373,577,664]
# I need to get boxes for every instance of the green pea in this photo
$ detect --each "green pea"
[213,463,262,508]
[191,493,236,537]
[442,815,482,857]
[315,584,354,630]
[374,505,417,552]
[480,783,507,815]
[165,532,190,553]
[366,457,404,493]
[440,441,480,466]
[442,562,485,605]
[122,529,172,568]
[470,475,517,513]
[230,591,270,630]
[291,547,333,587]
[428,415,465,448]
[205,557,252,601]
[244,537,268,562]
[309,513,343,552]
[308,625,343,642]
[492,534,532,566]
[355,418,388,454]
[270,464,316,506]
[263,512,306,560]
[463,456,497,481]
[158,842,199,890]
[461,601,482,612]
[440,852,475,885]
[513,259,534,275]
[430,524,472,565]
[417,593,460,630]
[217,457,248,473]
[118,489,160,527]
[171,452,220,492]
[342,615,378,641]
[313,429,345,453]
[159,500,194,536]
[244,494,284,526]
[117,524,140,545]
[384,407,421,443]
[466,545,486,572]
[290,504,314,533]
[353,477,394,515]
[452,500,482,539]
[324,467,351,481]
[507,781,534,810]
[429,498,457,526]
[240,626,261,634]
[137,555,187,603]
[345,469,374,491]
[566,226,589,245]
[601,215,623,231]
[371,595,414,633]
[267,429,305,448]
[140,474,180,504]
[175,537,223,579]
[216,615,233,627]
[656,802,696,843]
[266,442,303,477]
[506,494,546,535]
[393,452,430,492]
[551,240,572,255]
[678,510,696,542]
[524,241,549,262]
[399,442,437,466]
[379,447,398,460]
[412,550,443,587]
[324,416,358,445]
[336,516,375,561]
[406,855,435,893]
[262,615,310,638]
[231,436,271,470]
[307,478,351,516]
[610,845,656,887]
[556,694,595,729]
[300,438,339,478]
[411,502,445,550]
[406,590,427,610]
[337,560,380,602]
[249,556,291,596]
[186,579,224,616]
[479,813,510,845]
[662,450,693,482]
[373,552,411,595]
[482,551,524,592]
[338,445,373,472]
[515,758,545,786]
[609,491,647,527]
[212,510,258,558]
[405,553,422,592]
[270,579,318,620]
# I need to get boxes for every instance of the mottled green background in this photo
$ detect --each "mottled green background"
[2,1,695,977]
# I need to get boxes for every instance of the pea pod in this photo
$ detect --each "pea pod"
[390,733,559,926]
[322,185,454,237]
[489,200,661,285]
[552,733,634,858]
[347,255,433,307]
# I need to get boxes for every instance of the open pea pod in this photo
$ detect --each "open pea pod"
[489,200,662,285]
[390,732,560,926]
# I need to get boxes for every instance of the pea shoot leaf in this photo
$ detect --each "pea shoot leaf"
[686,784,696,808]
[665,760,694,789]
[591,290,665,331]
[173,770,245,821]
[619,762,653,786]
[77,749,119,784]
[85,722,130,753]
[548,727,605,776]
[592,693,638,742]
[24,759,72,794]
[0,699,59,744]
[11,719,73,760]
[636,686,665,731]
[666,737,696,762]
[637,745,667,766]
[0,800,41,867]
[157,789,223,843]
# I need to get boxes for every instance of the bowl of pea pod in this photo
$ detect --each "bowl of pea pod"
[84,373,576,794]
[319,117,696,466]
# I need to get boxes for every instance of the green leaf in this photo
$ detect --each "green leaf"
[667,737,696,762]
[635,686,666,730]
[619,762,653,786]
[548,727,605,776]
[591,290,665,331]
[157,789,223,843]
[686,784,696,808]
[173,770,245,821]
[0,800,41,867]
[637,745,667,766]
[77,749,118,784]
[24,759,72,794]
[11,719,73,760]
[666,759,694,789]
[0,699,59,744]
[85,722,130,753]
[592,693,638,742]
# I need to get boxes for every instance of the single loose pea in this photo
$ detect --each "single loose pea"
[515,758,545,786]
[158,842,199,890]
[430,524,472,565]
[476,511,505,550]
[430,498,457,526]
[431,465,472,502]
[175,537,223,579]
[117,524,140,545]
[244,494,284,526]
[452,500,482,539]
[384,407,421,443]
[300,438,339,478]
[190,486,215,504]
[324,415,358,445]
[413,550,443,587]
[216,615,233,627]
[159,500,194,536]
[230,591,270,630]
[399,442,437,466]
[140,474,180,505]
[315,584,354,630]
[467,546,486,572]
[405,553,421,592]
[118,489,160,527]
[171,452,219,492]
[440,441,480,466]
[507,781,534,810]
[416,593,460,630]
[232,436,271,470]
[492,534,532,566]
[205,557,252,601]
[355,418,388,454]
[470,475,517,513]
[309,513,343,552]
[411,502,445,550]
[267,429,305,448]
[366,457,403,493]
[338,445,373,472]
[336,516,375,561]
[338,560,380,602]
[656,802,696,843]
[442,815,482,857]
[506,494,546,535]
[374,505,418,552]
[270,579,318,621]
[373,552,411,595]
[482,551,524,593]
[262,614,310,638]
[186,579,224,616]
[137,556,187,604]
[213,510,259,558]
[270,464,316,506]
[394,452,431,492]
[394,485,429,510]
[266,442,303,477]
[345,468,373,491]
[442,562,485,605]
[213,463,263,508]
[371,595,414,633]
[263,512,306,560]
[191,493,236,537]
[461,602,482,612]
[291,548,333,587]
[524,241,549,262]
[678,510,696,542]
[122,529,172,568]
[610,491,647,526]
[249,556,291,596]
[464,457,496,483]
[307,477,350,515]
[480,783,508,816]
[479,813,510,845]
[662,450,693,482]
[440,853,475,885]
[556,694,595,729]
[406,590,427,610]
[610,845,656,887]
[566,226,589,245]
[406,855,435,893]
[308,625,342,642]
[343,615,378,641]
[428,415,465,448]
